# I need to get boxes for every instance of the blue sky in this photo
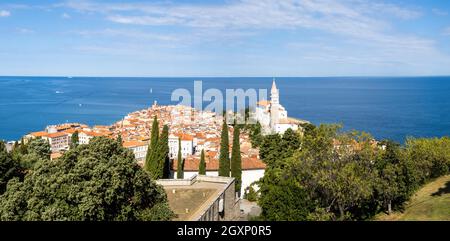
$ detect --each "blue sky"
[0,0,449,77]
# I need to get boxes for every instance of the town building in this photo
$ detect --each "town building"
[255,79,303,134]
[46,132,71,152]
[168,133,194,159]
[78,130,103,145]
[156,175,240,221]
[123,140,148,165]
[171,147,265,198]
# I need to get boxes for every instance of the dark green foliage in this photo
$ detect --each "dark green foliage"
[259,129,300,168]
[299,122,316,137]
[258,123,450,221]
[243,185,258,202]
[117,133,123,145]
[199,150,206,175]
[231,125,242,195]
[0,141,22,194]
[259,167,316,221]
[259,134,282,168]
[176,138,184,179]
[281,128,301,156]
[145,116,160,178]
[18,138,51,170]
[249,122,263,148]
[0,137,174,221]
[26,138,51,160]
[153,125,170,179]
[159,125,171,179]
[70,131,79,149]
[219,119,230,177]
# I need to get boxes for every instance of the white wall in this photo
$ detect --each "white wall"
[275,123,298,134]
[172,169,265,198]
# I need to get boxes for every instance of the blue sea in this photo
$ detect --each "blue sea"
[0,76,449,143]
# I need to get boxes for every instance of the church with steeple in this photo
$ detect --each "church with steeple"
[255,79,300,134]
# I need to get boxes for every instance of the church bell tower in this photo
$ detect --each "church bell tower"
[270,78,280,130]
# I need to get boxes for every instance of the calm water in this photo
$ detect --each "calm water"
[0,76,449,143]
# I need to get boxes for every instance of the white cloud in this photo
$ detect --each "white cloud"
[0,10,11,17]
[63,0,432,55]
[62,12,71,19]
[63,0,422,41]
[432,8,448,16]
[443,27,450,36]
[61,0,450,74]
[17,28,35,34]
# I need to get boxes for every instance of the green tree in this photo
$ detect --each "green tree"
[249,122,263,148]
[117,133,123,145]
[158,125,170,178]
[176,138,184,179]
[0,137,174,221]
[145,116,160,176]
[19,138,27,155]
[282,128,301,157]
[0,141,22,194]
[26,138,51,160]
[259,167,317,221]
[231,125,242,195]
[218,119,230,177]
[244,185,258,202]
[70,131,79,149]
[199,149,206,175]
[259,134,283,168]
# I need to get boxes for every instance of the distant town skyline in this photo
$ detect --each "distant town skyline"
[1,0,450,77]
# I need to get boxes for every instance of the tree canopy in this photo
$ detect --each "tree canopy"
[231,125,242,195]
[0,137,174,221]
[258,124,450,220]
[218,119,230,177]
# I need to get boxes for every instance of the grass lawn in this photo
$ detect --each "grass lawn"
[377,175,450,221]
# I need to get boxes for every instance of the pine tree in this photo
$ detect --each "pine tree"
[157,125,170,179]
[219,119,230,177]
[145,116,160,178]
[231,125,242,195]
[176,138,184,179]
[70,131,79,149]
[199,149,206,175]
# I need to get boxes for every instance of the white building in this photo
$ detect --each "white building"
[168,133,194,159]
[78,130,103,145]
[123,141,148,164]
[172,154,266,198]
[255,79,299,134]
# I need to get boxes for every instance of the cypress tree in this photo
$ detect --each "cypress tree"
[158,125,170,179]
[231,125,242,196]
[219,119,230,177]
[145,116,159,177]
[70,131,79,149]
[199,149,206,175]
[117,133,122,145]
[19,138,27,155]
[176,138,184,179]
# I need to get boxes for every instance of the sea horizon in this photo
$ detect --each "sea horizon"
[1,76,449,143]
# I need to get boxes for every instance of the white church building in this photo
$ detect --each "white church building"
[255,79,300,134]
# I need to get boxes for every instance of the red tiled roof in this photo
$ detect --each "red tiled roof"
[30,131,48,137]
[123,141,147,148]
[172,154,266,171]
[47,132,69,138]
[257,100,270,107]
